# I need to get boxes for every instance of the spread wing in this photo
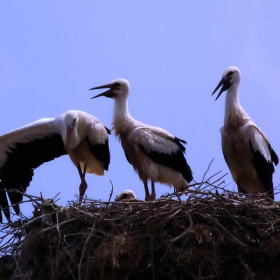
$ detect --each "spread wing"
[0,118,67,222]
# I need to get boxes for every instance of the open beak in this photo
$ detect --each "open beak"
[89,83,115,99]
[212,77,232,101]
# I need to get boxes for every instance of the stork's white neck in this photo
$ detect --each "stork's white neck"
[113,96,130,119]
[112,96,135,135]
[224,84,250,126]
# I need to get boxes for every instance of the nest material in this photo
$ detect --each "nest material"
[1,180,280,279]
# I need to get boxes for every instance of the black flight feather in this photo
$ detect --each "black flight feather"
[86,138,110,170]
[139,136,193,183]
[0,133,67,223]
[124,152,132,165]
[249,140,275,199]
[269,144,279,166]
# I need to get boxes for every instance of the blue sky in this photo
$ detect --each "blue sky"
[0,1,280,221]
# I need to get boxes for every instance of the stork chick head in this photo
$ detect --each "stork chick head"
[212,66,241,100]
[115,189,136,202]
[90,78,130,100]
[64,110,80,149]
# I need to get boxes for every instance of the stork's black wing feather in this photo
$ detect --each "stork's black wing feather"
[249,140,275,199]
[0,133,67,222]
[269,144,279,166]
[124,151,132,165]
[86,138,110,170]
[140,136,193,183]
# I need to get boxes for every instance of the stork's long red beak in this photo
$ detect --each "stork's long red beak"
[89,84,115,99]
[66,127,73,149]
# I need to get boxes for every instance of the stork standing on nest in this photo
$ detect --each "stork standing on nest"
[0,109,110,222]
[212,66,278,199]
[90,78,193,201]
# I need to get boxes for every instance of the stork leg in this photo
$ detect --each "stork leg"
[237,184,242,193]
[77,164,88,202]
[143,182,151,201]
[0,192,10,223]
[150,181,156,201]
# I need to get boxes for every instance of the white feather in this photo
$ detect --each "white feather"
[0,118,57,167]
[130,126,178,154]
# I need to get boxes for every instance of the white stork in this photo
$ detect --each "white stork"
[115,190,136,202]
[212,66,278,199]
[0,109,110,222]
[90,78,193,201]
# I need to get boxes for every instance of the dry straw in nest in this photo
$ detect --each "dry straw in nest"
[1,162,280,280]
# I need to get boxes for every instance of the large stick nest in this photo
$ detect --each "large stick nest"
[1,168,280,280]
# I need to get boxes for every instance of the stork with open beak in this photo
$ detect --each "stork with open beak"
[0,109,110,222]
[90,79,193,201]
[212,66,278,199]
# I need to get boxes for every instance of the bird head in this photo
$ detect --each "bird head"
[90,78,130,100]
[115,189,136,202]
[64,111,79,149]
[212,66,241,100]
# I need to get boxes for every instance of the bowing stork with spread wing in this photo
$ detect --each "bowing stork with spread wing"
[0,110,110,222]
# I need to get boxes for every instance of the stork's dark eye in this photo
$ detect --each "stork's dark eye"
[227,71,233,77]
[120,193,129,199]
[72,118,77,126]
[112,82,121,90]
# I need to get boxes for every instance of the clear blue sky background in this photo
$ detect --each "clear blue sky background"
[0,1,280,221]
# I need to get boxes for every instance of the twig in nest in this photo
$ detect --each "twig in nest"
[208,172,228,186]
[202,158,214,182]
[53,192,61,204]
[171,212,193,243]
[40,218,78,233]
[78,218,97,280]
[6,189,41,213]
[197,213,248,247]
[174,192,183,204]
[151,236,154,280]
[56,211,61,240]
[107,180,114,204]
[163,209,182,225]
